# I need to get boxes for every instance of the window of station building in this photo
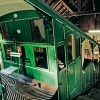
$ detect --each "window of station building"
[30,19,45,42]
[57,45,65,70]
[76,38,80,58]
[67,34,74,62]
[4,44,12,60]
[0,23,10,40]
[34,47,48,69]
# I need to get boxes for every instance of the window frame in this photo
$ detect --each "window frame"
[67,34,75,63]
[0,23,10,40]
[82,39,92,70]
[75,38,81,58]
[4,44,13,60]
[33,46,48,70]
[57,44,66,71]
[30,18,46,42]
[93,45,99,66]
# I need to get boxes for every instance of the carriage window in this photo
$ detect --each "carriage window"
[68,34,74,62]
[30,19,45,42]
[17,46,22,56]
[82,40,92,69]
[99,48,100,60]
[57,45,65,70]
[76,38,80,58]
[94,46,99,66]
[4,44,12,60]
[34,47,47,69]
[84,49,92,59]
[0,23,10,40]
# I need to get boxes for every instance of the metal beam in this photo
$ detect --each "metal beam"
[63,9,100,17]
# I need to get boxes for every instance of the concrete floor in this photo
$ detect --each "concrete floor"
[76,83,100,100]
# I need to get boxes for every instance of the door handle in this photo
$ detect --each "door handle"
[59,82,62,86]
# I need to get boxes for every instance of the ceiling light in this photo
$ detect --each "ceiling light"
[17,29,21,34]
[88,30,100,33]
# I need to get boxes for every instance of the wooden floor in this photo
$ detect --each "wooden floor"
[9,83,54,100]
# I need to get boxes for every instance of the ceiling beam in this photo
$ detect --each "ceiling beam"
[78,0,81,12]
[92,0,96,18]
[82,0,90,8]
[69,0,78,9]
[52,0,60,9]
[63,9,100,17]
[59,0,73,13]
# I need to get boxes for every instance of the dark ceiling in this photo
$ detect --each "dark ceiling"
[42,0,100,30]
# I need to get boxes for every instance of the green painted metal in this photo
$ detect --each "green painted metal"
[85,63,93,89]
[7,20,32,42]
[66,33,81,99]
[93,62,100,84]
[68,61,77,98]
[0,0,100,100]
[0,10,38,23]
[59,69,67,100]
[81,62,93,91]
[0,77,6,100]
[0,84,6,100]
[26,67,57,86]
[54,19,64,43]
[2,43,58,86]
[75,58,81,96]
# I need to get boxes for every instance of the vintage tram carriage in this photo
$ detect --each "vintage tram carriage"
[0,0,100,100]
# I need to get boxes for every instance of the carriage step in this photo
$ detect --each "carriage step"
[1,66,18,74]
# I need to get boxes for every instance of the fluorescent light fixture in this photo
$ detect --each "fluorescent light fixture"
[88,30,100,33]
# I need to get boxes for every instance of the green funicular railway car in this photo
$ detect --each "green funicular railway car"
[0,0,100,100]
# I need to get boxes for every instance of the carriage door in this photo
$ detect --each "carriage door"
[57,45,67,100]
[66,34,77,99]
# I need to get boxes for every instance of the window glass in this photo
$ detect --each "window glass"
[84,49,92,59]
[68,34,74,62]
[34,47,47,69]
[0,23,10,40]
[17,46,22,56]
[17,46,26,61]
[94,46,99,66]
[30,19,45,42]
[57,45,65,70]
[76,38,80,58]
[4,44,12,60]
[99,47,100,60]
[82,39,92,69]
